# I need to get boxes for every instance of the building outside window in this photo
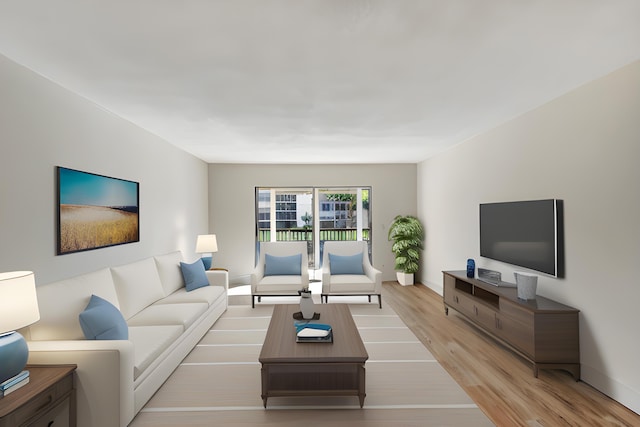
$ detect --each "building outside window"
[256,187,371,268]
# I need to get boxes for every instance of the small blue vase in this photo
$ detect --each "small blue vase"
[466,259,475,278]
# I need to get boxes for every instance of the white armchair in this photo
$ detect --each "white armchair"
[321,241,382,308]
[251,241,309,308]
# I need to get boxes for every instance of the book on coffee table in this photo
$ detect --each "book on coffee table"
[295,322,333,343]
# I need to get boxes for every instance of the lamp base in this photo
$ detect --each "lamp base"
[200,256,212,270]
[0,331,29,384]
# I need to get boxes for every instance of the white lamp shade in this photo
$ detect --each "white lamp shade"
[196,234,218,253]
[0,271,40,333]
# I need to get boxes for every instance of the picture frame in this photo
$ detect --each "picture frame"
[56,166,139,255]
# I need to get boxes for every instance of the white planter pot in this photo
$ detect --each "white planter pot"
[397,272,414,286]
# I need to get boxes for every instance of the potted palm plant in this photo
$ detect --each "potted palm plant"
[388,215,424,285]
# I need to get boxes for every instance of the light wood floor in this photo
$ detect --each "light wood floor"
[382,281,640,426]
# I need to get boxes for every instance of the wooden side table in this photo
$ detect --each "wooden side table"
[0,364,76,427]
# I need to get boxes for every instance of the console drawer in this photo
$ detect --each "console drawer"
[494,312,534,357]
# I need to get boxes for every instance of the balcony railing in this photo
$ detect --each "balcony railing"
[258,228,370,242]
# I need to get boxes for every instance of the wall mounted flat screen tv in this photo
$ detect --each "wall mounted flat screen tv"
[57,167,139,255]
[479,199,563,277]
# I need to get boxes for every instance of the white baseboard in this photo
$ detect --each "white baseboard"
[581,364,640,415]
[229,274,251,287]
[420,280,443,296]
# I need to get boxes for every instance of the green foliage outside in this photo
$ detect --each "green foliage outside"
[387,215,424,274]
[325,191,370,210]
[301,212,312,229]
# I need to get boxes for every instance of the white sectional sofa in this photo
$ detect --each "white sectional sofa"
[22,251,228,427]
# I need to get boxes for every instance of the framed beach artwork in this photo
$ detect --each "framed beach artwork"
[57,166,139,255]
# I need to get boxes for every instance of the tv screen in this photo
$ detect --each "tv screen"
[479,199,563,277]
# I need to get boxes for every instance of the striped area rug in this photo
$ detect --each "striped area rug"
[131,296,493,426]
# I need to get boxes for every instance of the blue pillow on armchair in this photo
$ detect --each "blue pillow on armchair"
[180,259,210,291]
[329,252,365,275]
[264,254,302,276]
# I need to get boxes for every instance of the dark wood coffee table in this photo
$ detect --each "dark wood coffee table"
[259,304,368,408]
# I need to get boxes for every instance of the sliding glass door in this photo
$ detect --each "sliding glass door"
[255,186,371,272]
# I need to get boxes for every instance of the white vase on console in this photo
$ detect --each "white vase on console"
[299,288,315,319]
[514,272,538,300]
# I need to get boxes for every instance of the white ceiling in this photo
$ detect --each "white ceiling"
[1,1,639,164]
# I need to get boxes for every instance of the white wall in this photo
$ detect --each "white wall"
[0,54,209,285]
[207,164,416,284]
[417,60,640,413]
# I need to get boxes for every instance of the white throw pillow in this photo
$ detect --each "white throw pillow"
[30,268,118,341]
[111,258,165,319]
[154,251,185,296]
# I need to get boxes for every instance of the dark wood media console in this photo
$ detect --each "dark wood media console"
[443,270,580,380]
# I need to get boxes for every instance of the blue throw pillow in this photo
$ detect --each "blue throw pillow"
[180,259,210,291]
[79,295,128,340]
[329,252,365,275]
[264,254,302,276]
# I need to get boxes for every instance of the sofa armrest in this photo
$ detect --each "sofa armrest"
[205,270,228,291]
[251,265,265,291]
[28,340,135,427]
[363,262,383,292]
[322,266,331,294]
[301,270,310,288]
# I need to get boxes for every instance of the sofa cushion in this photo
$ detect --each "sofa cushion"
[264,254,302,276]
[180,259,209,291]
[128,325,183,380]
[79,295,129,340]
[255,275,305,292]
[30,268,119,341]
[155,286,225,306]
[154,251,185,296]
[329,252,364,275]
[326,274,375,292]
[126,302,208,331]
[111,258,165,319]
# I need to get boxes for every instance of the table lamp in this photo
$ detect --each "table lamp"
[195,234,218,270]
[0,271,40,384]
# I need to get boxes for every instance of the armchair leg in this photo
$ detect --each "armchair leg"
[252,295,255,308]
[378,294,382,309]
[368,295,371,302]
